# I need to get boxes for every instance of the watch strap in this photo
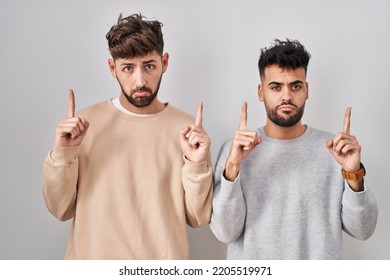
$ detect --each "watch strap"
[342,162,366,180]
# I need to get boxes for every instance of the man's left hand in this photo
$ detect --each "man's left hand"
[180,102,211,163]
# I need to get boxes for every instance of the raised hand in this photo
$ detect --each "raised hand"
[54,89,90,147]
[225,102,262,181]
[325,107,361,173]
[180,102,211,163]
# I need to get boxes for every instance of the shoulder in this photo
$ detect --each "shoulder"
[166,104,195,124]
[76,100,110,118]
[308,126,335,141]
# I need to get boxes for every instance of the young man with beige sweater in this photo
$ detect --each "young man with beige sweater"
[43,14,213,259]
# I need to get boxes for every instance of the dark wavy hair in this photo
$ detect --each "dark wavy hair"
[106,13,164,60]
[258,39,311,78]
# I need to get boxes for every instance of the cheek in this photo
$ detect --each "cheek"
[262,98,275,113]
[116,77,136,93]
[117,75,134,86]
[151,72,162,81]
[298,92,309,104]
[262,94,278,106]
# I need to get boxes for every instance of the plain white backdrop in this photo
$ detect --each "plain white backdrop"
[0,0,389,259]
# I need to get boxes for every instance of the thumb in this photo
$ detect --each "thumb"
[180,126,190,141]
[325,139,333,150]
[80,118,90,137]
[81,118,90,128]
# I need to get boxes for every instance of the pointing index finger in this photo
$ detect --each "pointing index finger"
[343,107,351,134]
[67,89,75,118]
[239,101,248,130]
[195,102,203,128]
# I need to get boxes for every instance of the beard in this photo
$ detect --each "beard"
[266,101,305,127]
[118,74,163,108]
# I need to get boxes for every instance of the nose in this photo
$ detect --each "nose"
[281,87,293,102]
[134,68,146,88]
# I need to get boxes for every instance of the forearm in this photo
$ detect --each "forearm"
[346,178,364,192]
[43,146,79,221]
[341,184,378,240]
[182,156,213,227]
[210,170,246,244]
[224,161,240,182]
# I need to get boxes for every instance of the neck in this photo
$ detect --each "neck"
[119,95,166,115]
[263,120,307,140]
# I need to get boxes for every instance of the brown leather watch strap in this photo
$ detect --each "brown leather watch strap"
[342,162,366,180]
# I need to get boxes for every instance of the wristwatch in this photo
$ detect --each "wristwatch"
[341,162,366,180]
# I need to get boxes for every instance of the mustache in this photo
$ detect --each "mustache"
[276,102,298,110]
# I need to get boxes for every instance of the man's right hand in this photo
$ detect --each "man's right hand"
[224,101,261,181]
[54,89,90,147]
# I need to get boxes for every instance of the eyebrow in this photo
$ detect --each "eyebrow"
[119,59,158,67]
[119,62,134,67]
[268,80,304,86]
[268,81,282,86]
[290,80,305,85]
[142,59,157,64]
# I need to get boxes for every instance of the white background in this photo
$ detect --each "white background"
[0,0,389,259]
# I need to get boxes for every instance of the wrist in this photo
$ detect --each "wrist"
[224,162,240,182]
[346,178,364,192]
[184,154,206,164]
[342,162,366,181]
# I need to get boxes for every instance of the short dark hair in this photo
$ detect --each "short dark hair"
[106,13,164,60]
[258,39,311,78]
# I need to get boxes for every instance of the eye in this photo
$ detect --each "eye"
[123,66,133,73]
[145,64,155,71]
[270,85,281,91]
[292,84,302,91]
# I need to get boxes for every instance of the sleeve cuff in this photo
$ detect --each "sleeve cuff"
[216,171,243,201]
[222,170,240,184]
[344,181,368,210]
[182,155,209,174]
[50,146,80,164]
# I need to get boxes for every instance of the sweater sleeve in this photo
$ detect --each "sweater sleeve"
[181,156,213,228]
[341,182,378,240]
[209,141,246,244]
[43,146,80,221]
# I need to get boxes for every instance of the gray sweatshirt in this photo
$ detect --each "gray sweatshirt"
[210,126,378,259]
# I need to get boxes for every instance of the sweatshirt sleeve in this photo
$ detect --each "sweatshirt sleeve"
[209,141,246,244]
[43,146,80,221]
[181,155,213,228]
[341,182,378,240]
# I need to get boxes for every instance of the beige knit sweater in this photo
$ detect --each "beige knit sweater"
[43,100,213,259]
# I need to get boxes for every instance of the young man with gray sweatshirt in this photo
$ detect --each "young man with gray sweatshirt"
[210,39,378,259]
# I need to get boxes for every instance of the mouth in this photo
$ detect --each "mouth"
[132,91,152,98]
[277,104,297,112]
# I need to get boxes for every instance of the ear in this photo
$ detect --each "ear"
[108,58,117,78]
[258,83,264,102]
[162,52,169,73]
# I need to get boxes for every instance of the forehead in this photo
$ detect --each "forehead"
[115,51,161,64]
[262,65,306,82]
